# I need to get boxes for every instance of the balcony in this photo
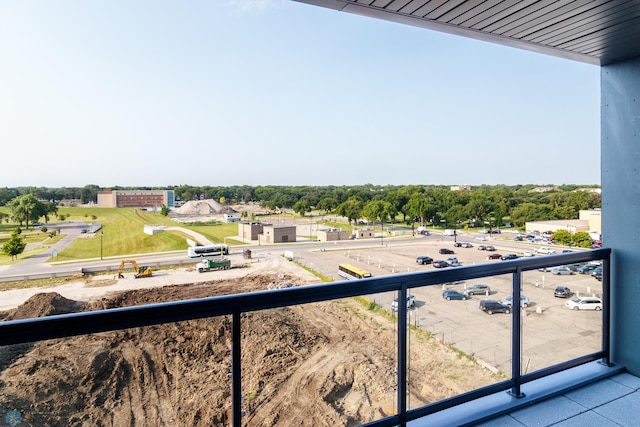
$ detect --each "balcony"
[0,248,626,426]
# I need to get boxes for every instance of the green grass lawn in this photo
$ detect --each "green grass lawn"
[53,208,189,261]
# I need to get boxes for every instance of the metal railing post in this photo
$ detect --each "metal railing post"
[510,267,525,398]
[397,285,408,425]
[232,311,242,427]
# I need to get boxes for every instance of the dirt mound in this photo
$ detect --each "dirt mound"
[0,275,500,426]
[172,199,236,216]
[2,292,84,321]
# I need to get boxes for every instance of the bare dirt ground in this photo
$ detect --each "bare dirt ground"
[0,258,501,426]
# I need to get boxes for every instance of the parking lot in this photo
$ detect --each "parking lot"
[298,234,604,374]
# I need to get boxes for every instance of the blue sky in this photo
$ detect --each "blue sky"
[0,0,600,188]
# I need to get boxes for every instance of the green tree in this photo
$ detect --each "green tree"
[2,230,26,260]
[553,229,572,245]
[0,188,19,206]
[385,190,409,222]
[7,194,42,228]
[336,197,364,225]
[510,203,554,227]
[403,192,430,225]
[571,231,593,248]
[316,197,337,214]
[362,200,396,230]
[160,205,170,216]
[293,199,311,216]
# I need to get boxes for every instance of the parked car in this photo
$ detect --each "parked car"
[522,251,534,257]
[534,247,555,254]
[433,260,449,268]
[416,256,433,265]
[439,248,455,255]
[486,253,502,260]
[465,284,491,295]
[443,290,469,300]
[590,266,603,277]
[501,254,519,261]
[500,295,530,308]
[594,272,603,281]
[461,242,473,248]
[391,295,416,311]
[485,245,496,251]
[453,242,462,247]
[477,245,486,250]
[564,263,581,272]
[577,264,599,274]
[565,296,602,311]
[554,286,571,298]
[551,266,574,275]
[479,300,511,315]
[445,257,459,265]
[476,236,486,241]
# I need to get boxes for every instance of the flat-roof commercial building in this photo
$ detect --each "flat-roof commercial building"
[97,190,175,209]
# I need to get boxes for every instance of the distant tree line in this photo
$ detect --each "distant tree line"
[0,184,601,229]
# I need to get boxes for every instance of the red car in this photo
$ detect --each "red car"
[487,253,502,260]
[433,260,449,268]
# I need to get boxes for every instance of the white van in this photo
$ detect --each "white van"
[443,229,456,236]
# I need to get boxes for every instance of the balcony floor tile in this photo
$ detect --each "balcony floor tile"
[474,372,640,427]
[504,395,587,426]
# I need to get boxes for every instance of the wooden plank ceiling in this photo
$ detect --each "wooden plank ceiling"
[295,0,640,65]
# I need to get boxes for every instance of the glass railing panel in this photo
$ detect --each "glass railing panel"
[520,263,603,372]
[0,318,234,426]
[402,275,512,411]
[241,297,396,426]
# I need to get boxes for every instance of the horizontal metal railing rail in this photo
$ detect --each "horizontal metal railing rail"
[0,248,611,427]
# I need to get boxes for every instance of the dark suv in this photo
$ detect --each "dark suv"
[479,300,511,315]
[416,256,433,265]
[554,286,571,298]
[439,248,455,255]
[577,264,598,274]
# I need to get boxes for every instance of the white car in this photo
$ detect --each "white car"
[551,266,573,275]
[522,251,534,257]
[534,247,556,254]
[391,295,416,311]
[500,295,530,308]
[565,296,602,311]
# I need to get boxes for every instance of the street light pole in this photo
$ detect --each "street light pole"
[440,219,447,240]
[381,219,384,246]
[100,231,104,260]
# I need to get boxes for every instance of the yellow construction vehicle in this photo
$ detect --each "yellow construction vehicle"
[117,260,153,279]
